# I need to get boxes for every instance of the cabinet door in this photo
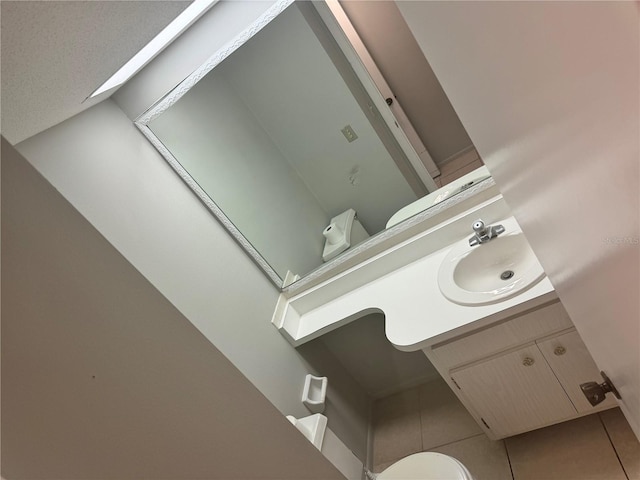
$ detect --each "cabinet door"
[451,344,576,438]
[537,330,618,412]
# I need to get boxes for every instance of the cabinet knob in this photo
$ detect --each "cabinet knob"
[554,346,567,356]
[522,357,535,367]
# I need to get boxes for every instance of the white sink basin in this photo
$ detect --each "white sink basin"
[438,218,545,305]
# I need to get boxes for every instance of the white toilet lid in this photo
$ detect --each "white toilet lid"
[377,452,473,480]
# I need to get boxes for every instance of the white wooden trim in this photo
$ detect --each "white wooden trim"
[318,0,441,180]
[313,0,439,192]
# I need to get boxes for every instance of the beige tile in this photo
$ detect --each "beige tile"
[600,408,640,480]
[419,378,483,450]
[506,414,627,480]
[372,387,422,466]
[432,434,512,480]
[373,459,396,474]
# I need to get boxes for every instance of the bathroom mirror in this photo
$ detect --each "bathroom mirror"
[135,0,493,289]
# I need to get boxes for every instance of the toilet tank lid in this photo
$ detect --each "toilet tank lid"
[376,452,473,480]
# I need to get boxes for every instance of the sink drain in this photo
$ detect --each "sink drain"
[500,270,515,280]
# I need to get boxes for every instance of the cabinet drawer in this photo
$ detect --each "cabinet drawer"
[537,330,618,413]
[429,301,572,369]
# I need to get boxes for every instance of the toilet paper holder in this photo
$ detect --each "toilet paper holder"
[302,374,327,413]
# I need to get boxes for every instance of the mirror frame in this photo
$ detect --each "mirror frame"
[136,0,296,287]
[135,0,496,291]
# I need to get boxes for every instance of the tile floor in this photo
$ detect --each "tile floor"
[372,378,640,479]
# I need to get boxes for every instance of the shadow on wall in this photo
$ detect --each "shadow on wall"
[295,335,372,463]
[304,314,440,399]
[295,313,441,463]
[1,138,345,480]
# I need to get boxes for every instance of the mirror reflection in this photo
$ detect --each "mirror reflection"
[141,1,489,287]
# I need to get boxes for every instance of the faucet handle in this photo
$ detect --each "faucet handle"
[492,224,506,236]
[469,219,504,246]
[472,219,486,234]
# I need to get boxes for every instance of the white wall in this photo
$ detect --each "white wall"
[1,137,345,479]
[219,3,417,234]
[15,100,371,462]
[149,70,328,278]
[310,313,441,398]
[397,0,640,437]
[339,0,472,165]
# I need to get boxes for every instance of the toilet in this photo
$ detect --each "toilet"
[322,208,369,262]
[386,166,491,229]
[377,452,474,480]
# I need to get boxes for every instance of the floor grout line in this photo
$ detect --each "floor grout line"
[504,438,516,480]
[422,432,486,452]
[374,431,489,474]
[373,393,634,480]
[417,387,425,452]
[598,412,631,480]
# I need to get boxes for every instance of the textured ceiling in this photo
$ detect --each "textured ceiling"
[1,1,191,145]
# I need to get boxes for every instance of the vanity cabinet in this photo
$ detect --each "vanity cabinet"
[423,301,617,439]
[450,343,577,437]
[536,330,617,413]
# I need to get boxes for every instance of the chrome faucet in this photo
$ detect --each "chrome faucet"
[468,219,505,246]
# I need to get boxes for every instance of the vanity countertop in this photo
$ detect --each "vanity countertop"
[371,246,555,350]
[272,196,556,351]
